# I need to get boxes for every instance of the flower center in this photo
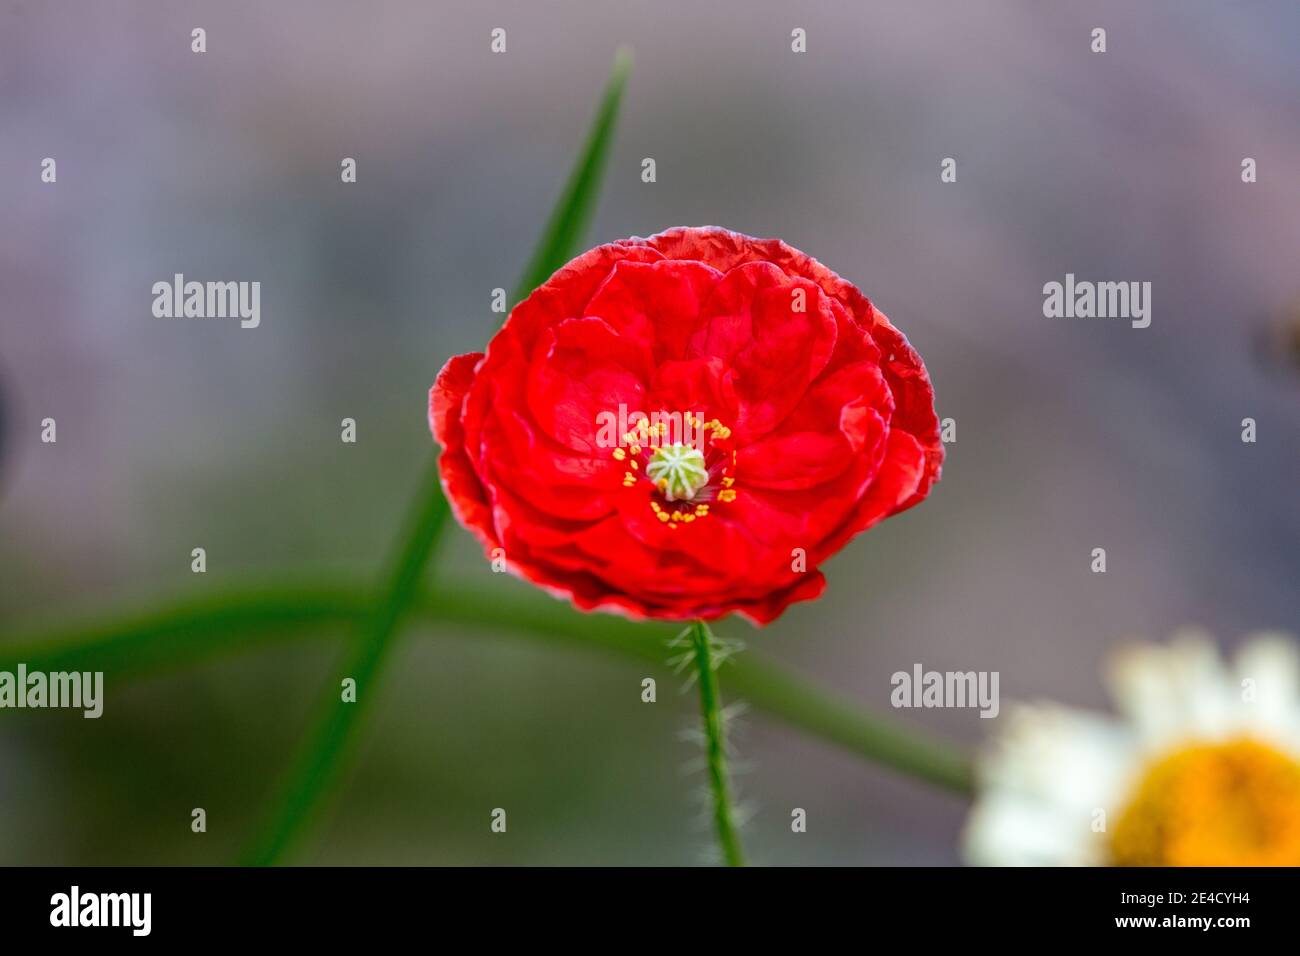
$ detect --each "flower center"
[645,443,709,502]
[1109,737,1300,866]
[610,414,738,527]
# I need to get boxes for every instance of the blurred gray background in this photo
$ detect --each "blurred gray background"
[0,0,1297,864]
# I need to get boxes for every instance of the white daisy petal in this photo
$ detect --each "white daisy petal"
[1105,631,1235,748]
[963,792,1105,866]
[965,702,1135,865]
[979,703,1134,809]
[968,632,1300,867]
[1234,633,1300,747]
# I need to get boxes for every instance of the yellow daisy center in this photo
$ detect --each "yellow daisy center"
[1110,737,1300,866]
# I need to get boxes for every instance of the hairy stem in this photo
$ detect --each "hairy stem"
[689,619,746,867]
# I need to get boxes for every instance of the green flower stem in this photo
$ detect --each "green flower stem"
[689,620,746,866]
[242,463,449,866]
[1,580,974,797]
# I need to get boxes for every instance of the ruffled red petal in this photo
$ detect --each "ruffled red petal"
[429,227,942,625]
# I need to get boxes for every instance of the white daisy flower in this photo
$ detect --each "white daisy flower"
[963,630,1300,866]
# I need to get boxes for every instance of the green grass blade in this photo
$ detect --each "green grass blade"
[2,580,973,797]
[241,467,449,866]
[0,585,362,677]
[721,651,974,795]
[512,47,632,304]
[240,49,635,865]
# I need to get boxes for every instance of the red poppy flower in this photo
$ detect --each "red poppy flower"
[429,226,942,625]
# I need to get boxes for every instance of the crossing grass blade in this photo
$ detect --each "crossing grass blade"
[239,49,635,865]
[2,579,973,797]
[513,48,632,304]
